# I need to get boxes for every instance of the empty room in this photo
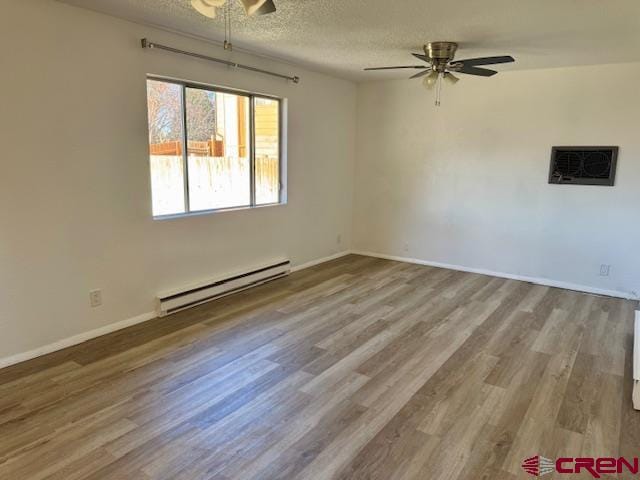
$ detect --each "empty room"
[2,0,640,478]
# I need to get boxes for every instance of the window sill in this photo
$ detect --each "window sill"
[153,202,286,221]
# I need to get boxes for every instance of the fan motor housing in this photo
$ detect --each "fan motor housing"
[425,41,458,72]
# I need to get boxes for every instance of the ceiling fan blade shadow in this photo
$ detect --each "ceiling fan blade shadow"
[455,56,514,66]
[364,66,428,71]
[455,65,498,77]
[409,68,432,79]
[238,0,276,15]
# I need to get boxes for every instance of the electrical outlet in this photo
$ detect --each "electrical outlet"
[89,289,102,307]
[599,264,611,277]
[337,234,342,245]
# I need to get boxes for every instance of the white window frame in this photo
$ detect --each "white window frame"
[147,76,287,220]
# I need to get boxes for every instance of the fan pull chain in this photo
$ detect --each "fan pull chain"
[224,1,233,51]
[435,73,443,107]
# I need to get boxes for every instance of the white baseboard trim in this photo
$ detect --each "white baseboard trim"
[352,250,639,301]
[3,249,633,370]
[0,311,156,370]
[0,250,354,370]
[291,250,351,272]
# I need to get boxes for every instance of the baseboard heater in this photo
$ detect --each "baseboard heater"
[634,310,640,410]
[156,260,290,317]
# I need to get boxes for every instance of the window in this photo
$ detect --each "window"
[146,78,284,217]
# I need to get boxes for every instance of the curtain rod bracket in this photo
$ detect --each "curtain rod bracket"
[140,38,300,84]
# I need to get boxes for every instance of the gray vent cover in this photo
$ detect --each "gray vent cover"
[549,146,618,186]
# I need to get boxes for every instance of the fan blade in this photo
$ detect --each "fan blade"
[238,0,276,15]
[364,66,427,71]
[455,55,514,66]
[412,53,431,63]
[410,68,432,79]
[456,65,498,77]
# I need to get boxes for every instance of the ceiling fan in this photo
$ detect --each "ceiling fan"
[191,0,276,19]
[365,42,515,106]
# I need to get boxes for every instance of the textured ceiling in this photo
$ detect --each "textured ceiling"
[57,0,640,81]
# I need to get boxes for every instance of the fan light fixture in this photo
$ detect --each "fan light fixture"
[239,0,276,15]
[422,71,439,90]
[191,0,277,18]
[444,72,459,85]
[191,0,226,19]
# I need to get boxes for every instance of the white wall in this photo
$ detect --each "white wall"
[0,0,356,361]
[354,63,640,299]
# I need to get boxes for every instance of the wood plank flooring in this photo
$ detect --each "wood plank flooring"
[0,254,638,480]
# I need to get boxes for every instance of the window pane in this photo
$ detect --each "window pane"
[146,80,186,216]
[186,88,250,211]
[254,97,280,205]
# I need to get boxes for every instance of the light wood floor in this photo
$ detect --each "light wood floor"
[0,255,638,480]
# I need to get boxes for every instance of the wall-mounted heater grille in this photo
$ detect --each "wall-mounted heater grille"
[549,146,618,186]
[157,260,290,317]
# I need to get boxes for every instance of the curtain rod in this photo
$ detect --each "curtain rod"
[141,39,300,84]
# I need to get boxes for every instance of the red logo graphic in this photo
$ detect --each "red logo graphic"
[522,456,555,476]
[522,455,640,478]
